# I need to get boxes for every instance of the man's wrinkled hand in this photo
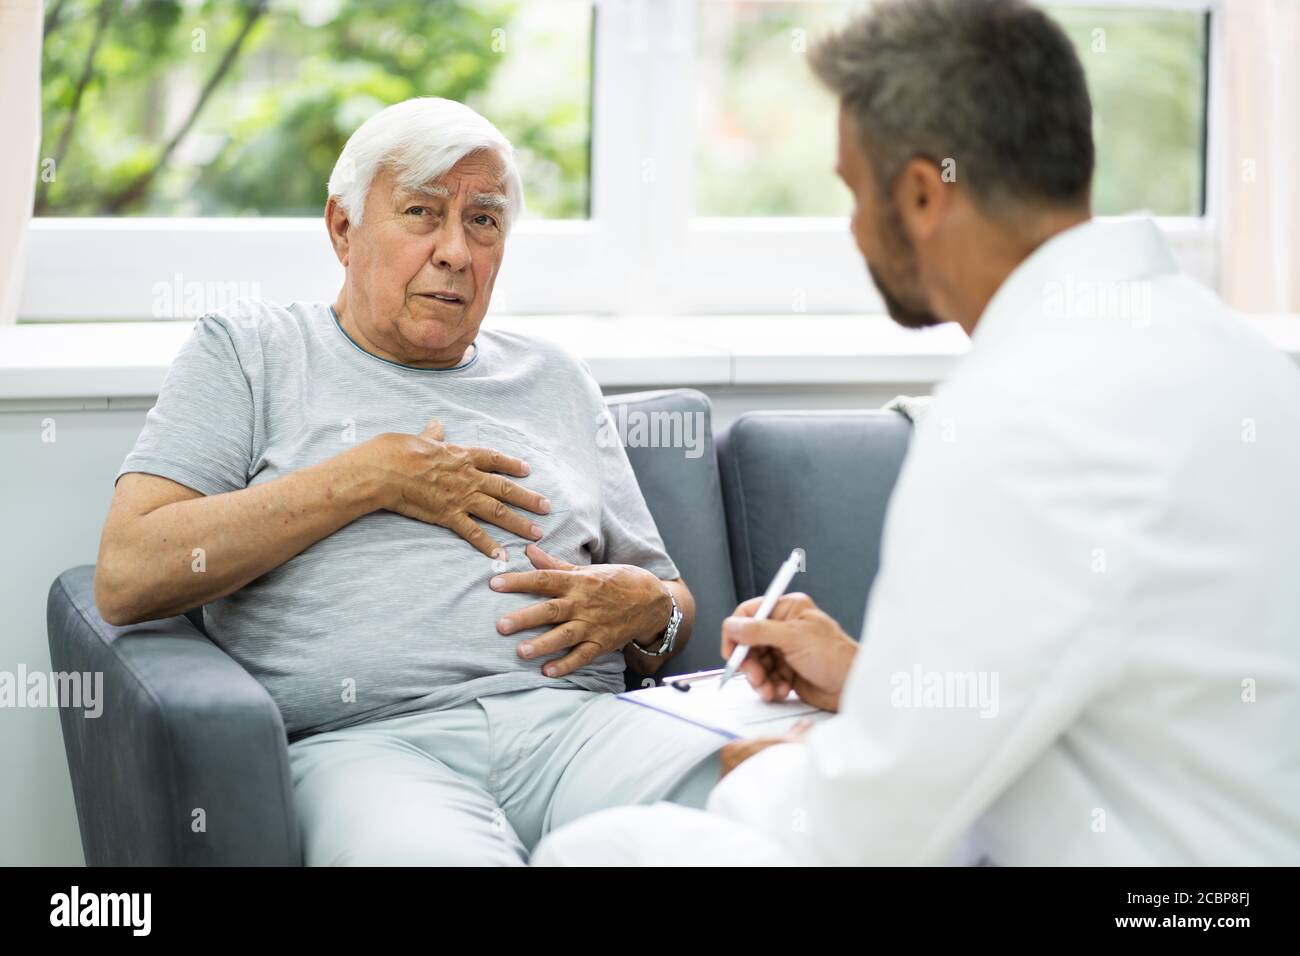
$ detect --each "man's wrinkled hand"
[489,543,672,677]
[343,416,552,558]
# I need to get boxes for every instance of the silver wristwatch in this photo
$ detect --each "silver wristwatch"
[632,588,681,657]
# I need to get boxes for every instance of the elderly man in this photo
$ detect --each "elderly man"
[93,97,724,865]
[534,0,1300,865]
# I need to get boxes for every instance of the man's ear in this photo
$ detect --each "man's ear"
[325,196,351,266]
[892,156,950,244]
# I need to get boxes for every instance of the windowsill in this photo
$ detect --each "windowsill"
[1,313,1297,404]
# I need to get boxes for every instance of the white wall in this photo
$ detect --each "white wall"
[0,381,921,866]
[1,402,152,866]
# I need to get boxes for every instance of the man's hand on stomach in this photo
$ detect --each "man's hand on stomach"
[343,416,552,559]
[488,543,677,677]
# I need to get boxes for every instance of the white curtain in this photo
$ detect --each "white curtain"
[1221,0,1300,313]
[0,0,42,326]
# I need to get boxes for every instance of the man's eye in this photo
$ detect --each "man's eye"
[406,206,428,216]
[472,214,498,228]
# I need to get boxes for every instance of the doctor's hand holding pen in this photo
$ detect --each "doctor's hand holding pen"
[717,592,858,779]
[721,592,859,713]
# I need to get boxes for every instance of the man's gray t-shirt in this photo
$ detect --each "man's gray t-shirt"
[116,299,679,741]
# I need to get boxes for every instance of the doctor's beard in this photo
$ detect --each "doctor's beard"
[870,202,944,331]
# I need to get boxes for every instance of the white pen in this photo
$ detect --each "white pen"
[718,547,804,690]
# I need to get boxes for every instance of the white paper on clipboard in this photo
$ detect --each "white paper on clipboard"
[618,668,833,739]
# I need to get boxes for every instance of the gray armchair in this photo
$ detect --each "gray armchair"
[48,390,911,865]
[48,567,300,865]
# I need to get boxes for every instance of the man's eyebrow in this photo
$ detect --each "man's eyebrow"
[395,184,507,211]
[469,192,509,211]
[397,183,452,202]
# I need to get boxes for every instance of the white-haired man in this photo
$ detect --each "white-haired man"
[94,97,725,865]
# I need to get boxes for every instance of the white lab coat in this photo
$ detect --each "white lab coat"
[533,218,1300,866]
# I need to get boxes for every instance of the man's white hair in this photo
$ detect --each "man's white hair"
[326,97,524,232]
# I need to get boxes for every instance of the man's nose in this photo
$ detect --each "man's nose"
[432,218,471,272]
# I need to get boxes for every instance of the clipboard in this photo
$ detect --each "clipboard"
[618,667,833,740]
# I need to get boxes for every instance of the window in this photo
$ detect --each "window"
[695,2,847,217]
[37,0,592,219]
[24,0,1217,322]
[1051,4,1208,217]
[694,1,1209,219]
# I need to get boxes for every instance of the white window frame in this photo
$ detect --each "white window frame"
[18,0,1221,322]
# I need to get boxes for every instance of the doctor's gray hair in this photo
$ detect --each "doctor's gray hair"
[326,97,525,232]
[810,0,1094,214]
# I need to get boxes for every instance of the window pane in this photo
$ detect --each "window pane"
[1052,6,1206,216]
[695,1,854,217]
[694,1,1207,217]
[37,0,592,219]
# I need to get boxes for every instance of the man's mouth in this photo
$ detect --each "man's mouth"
[419,291,465,304]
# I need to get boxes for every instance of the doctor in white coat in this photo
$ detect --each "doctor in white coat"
[533,0,1300,866]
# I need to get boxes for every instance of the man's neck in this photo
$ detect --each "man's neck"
[333,291,472,369]
[947,207,1092,337]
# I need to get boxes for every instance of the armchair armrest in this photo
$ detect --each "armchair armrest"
[47,566,300,865]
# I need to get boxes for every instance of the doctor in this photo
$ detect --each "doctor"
[533,0,1300,865]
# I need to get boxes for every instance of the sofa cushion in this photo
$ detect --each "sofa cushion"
[718,410,912,639]
[606,389,737,678]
